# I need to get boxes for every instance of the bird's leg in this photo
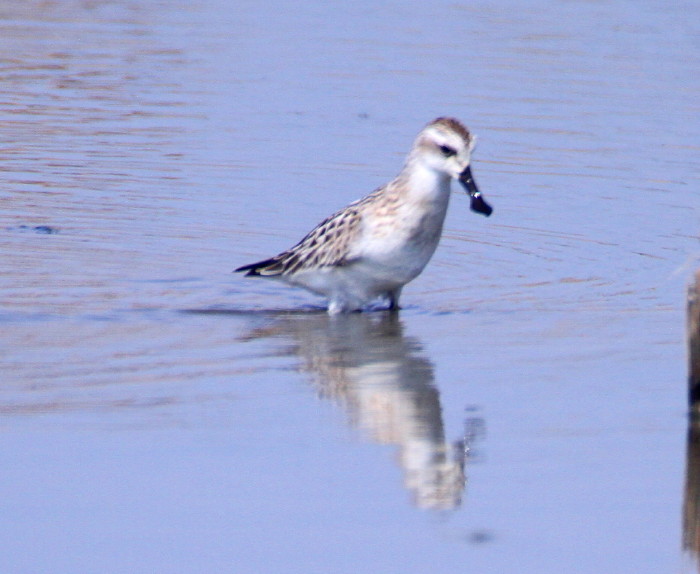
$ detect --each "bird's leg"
[387,288,402,312]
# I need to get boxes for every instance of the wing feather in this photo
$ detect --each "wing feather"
[234,191,378,277]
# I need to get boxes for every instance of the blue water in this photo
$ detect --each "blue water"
[1,1,699,572]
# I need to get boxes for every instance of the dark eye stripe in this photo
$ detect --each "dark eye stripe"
[439,144,456,157]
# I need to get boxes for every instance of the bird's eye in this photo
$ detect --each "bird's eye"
[439,145,456,157]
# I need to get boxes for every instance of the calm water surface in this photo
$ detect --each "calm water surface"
[1,1,699,573]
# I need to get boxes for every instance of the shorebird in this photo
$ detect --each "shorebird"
[235,117,492,314]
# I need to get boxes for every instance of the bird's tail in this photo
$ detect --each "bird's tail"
[234,257,285,277]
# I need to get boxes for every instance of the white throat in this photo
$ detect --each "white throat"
[403,162,452,204]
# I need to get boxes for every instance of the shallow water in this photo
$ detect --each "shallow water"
[2,1,699,572]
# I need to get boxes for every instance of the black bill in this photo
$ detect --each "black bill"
[458,165,492,217]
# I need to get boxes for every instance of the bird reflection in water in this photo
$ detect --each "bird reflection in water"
[242,310,479,510]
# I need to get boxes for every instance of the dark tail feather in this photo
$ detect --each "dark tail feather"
[234,257,282,277]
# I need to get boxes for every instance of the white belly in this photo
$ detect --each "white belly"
[288,205,447,311]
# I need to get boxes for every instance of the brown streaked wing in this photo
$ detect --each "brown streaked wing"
[238,186,384,277]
